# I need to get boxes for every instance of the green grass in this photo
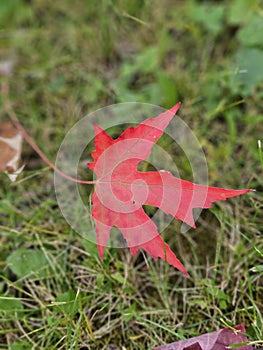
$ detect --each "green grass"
[0,0,263,349]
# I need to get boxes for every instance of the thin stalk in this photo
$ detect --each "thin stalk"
[1,82,96,185]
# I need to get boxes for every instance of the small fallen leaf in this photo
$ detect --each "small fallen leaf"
[0,121,23,181]
[153,324,252,350]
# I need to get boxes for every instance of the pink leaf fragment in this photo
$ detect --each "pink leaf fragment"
[153,324,252,350]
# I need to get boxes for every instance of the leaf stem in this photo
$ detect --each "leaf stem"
[1,82,96,185]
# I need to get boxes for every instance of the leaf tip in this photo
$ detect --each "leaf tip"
[169,102,181,115]
[184,271,191,278]
[97,245,105,260]
[93,124,104,136]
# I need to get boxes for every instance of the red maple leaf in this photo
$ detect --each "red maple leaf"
[87,103,252,275]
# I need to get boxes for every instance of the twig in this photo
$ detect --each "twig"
[1,82,95,185]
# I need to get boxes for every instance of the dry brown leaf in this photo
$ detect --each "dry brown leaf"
[0,121,23,181]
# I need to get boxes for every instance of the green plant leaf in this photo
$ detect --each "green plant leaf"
[54,290,79,317]
[189,3,225,35]
[237,14,263,48]
[7,249,50,278]
[0,296,23,314]
[10,341,30,350]
[133,47,159,74]
[111,272,125,284]
[227,0,255,25]
[234,48,263,95]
